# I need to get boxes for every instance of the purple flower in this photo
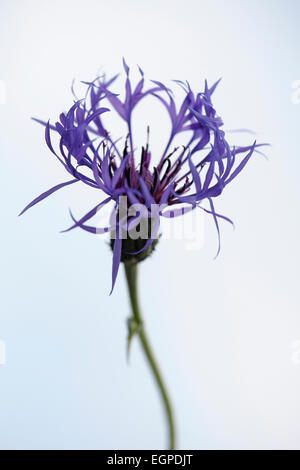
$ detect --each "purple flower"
[20,59,266,292]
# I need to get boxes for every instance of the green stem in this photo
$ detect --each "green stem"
[124,262,176,450]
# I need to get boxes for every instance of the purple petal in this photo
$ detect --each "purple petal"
[62,197,111,232]
[225,141,256,185]
[122,57,130,76]
[19,179,78,216]
[138,65,144,77]
[67,208,112,235]
[188,150,201,194]
[110,231,122,294]
[138,176,155,207]
[112,154,130,189]
[161,205,196,218]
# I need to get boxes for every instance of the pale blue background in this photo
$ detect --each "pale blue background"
[0,0,300,450]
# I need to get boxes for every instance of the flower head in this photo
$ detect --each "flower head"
[20,59,266,292]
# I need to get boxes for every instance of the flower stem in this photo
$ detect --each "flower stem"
[124,262,176,450]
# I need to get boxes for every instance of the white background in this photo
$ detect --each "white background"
[0,0,300,449]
